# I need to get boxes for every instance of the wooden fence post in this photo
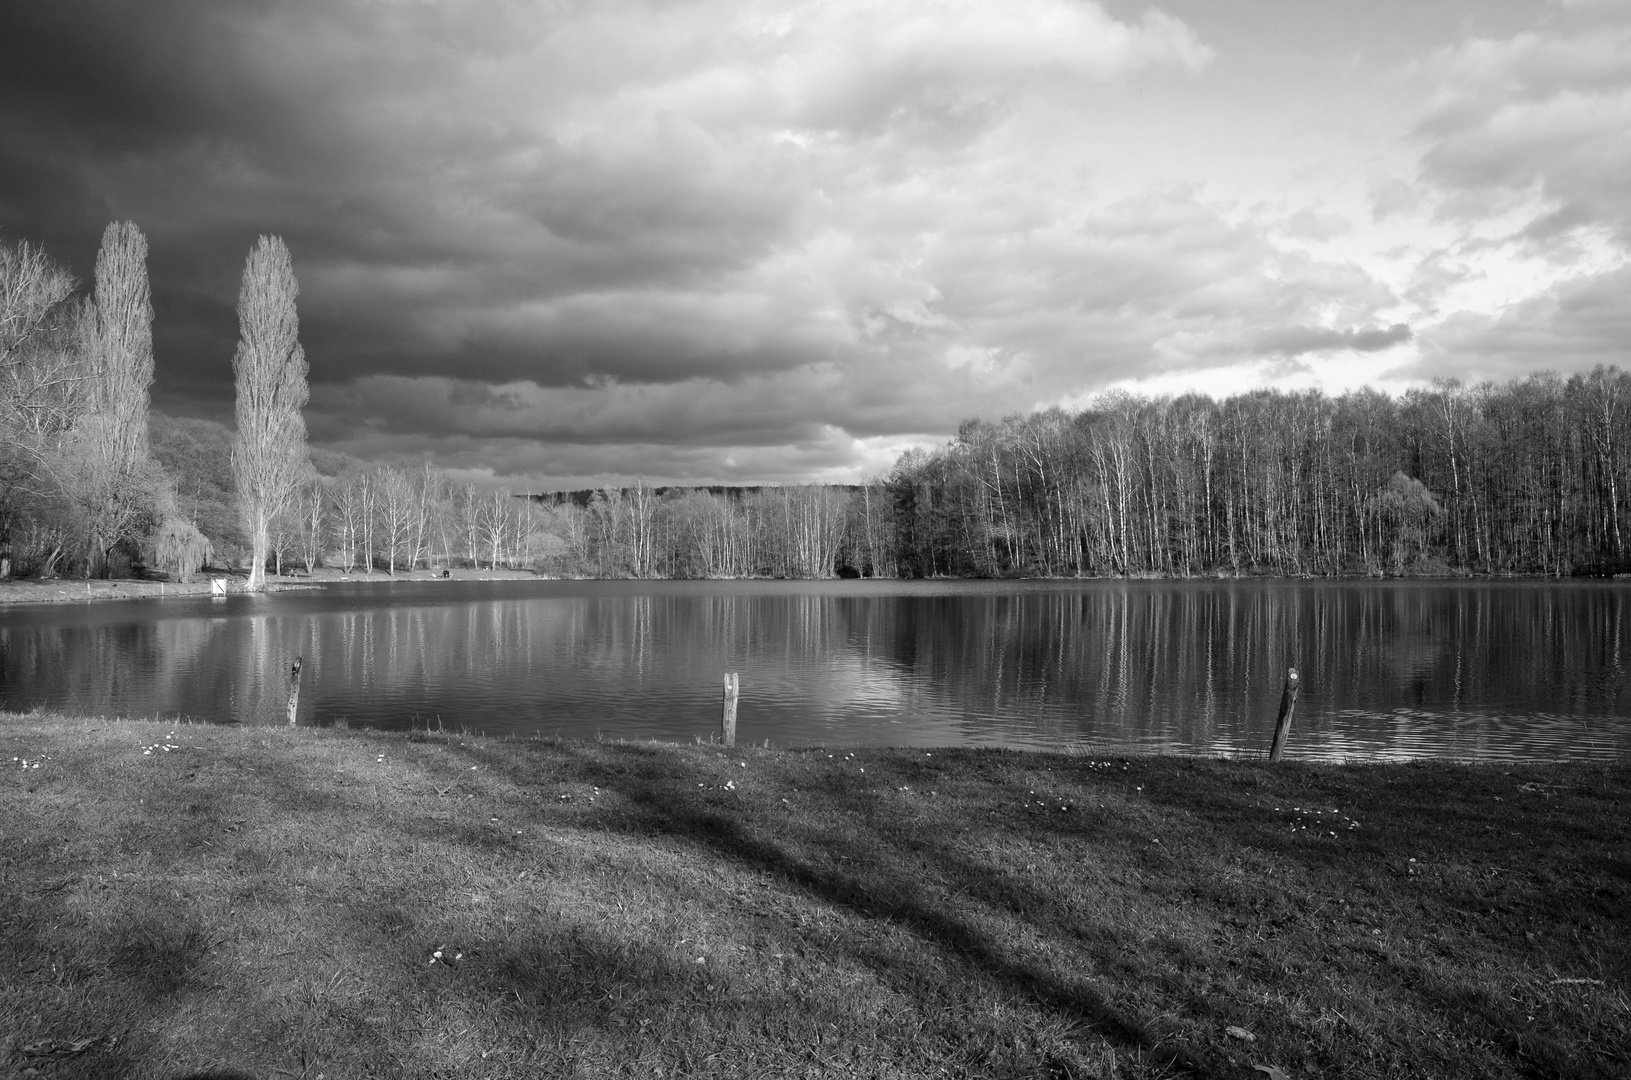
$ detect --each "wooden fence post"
[1269,667,1299,762]
[721,673,739,747]
[286,656,303,726]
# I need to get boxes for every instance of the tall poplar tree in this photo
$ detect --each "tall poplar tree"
[75,221,162,576]
[231,235,309,592]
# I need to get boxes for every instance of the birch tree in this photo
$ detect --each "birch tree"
[477,488,512,568]
[331,473,362,572]
[297,476,327,573]
[230,236,309,592]
[378,466,416,574]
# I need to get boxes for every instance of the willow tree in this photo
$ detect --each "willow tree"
[231,236,309,592]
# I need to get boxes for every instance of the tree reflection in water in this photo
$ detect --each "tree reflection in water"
[1,580,1626,761]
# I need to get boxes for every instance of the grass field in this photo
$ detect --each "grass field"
[1,715,1626,1079]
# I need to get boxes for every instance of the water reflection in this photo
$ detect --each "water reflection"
[1,580,1627,761]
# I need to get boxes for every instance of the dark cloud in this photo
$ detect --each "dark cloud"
[1413,264,1631,380]
[1254,323,1413,358]
[0,0,1466,487]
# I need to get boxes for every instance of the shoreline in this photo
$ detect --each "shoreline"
[0,566,546,606]
[4,566,1627,608]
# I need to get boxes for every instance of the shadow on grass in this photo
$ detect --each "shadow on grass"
[15,721,1625,1078]
[545,741,1211,1074]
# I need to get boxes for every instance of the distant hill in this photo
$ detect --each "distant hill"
[149,411,374,559]
[533,484,864,508]
[149,411,244,556]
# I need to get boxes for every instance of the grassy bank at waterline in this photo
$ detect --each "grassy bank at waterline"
[0,567,546,606]
[2,718,1625,1080]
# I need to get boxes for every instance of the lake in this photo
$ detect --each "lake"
[2,578,1628,762]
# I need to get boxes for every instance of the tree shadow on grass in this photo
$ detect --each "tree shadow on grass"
[546,742,1212,1074]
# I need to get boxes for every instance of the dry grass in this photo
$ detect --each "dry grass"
[1,714,1626,1079]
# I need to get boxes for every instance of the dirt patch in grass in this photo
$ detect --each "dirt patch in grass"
[1,715,1625,1079]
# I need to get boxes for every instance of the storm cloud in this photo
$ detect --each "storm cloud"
[2,0,1626,488]
[1254,323,1413,358]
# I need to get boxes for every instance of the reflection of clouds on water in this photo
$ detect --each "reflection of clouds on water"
[3,581,1629,761]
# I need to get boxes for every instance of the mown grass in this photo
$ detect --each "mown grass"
[1,714,1626,1080]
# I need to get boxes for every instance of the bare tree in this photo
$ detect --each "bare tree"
[477,488,512,568]
[1,239,85,471]
[378,466,416,574]
[356,468,379,571]
[331,473,362,572]
[625,479,658,577]
[231,236,309,592]
[268,499,298,577]
[457,482,482,566]
[0,238,85,577]
[409,461,443,569]
[297,475,327,573]
[71,222,164,576]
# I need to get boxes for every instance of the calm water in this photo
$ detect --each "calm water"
[2,579,1628,761]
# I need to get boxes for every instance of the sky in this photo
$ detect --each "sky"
[2,0,1629,490]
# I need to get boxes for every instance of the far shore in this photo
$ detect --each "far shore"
[6,565,1630,608]
[0,565,549,607]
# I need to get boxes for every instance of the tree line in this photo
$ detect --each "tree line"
[526,371,1631,580]
[883,376,1631,578]
[7,227,1631,583]
[246,371,1631,582]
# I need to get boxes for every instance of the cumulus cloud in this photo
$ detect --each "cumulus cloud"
[1407,5,1631,243]
[0,0,1493,486]
[1396,1,1631,373]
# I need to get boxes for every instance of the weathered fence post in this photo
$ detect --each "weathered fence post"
[1269,667,1299,762]
[721,673,739,747]
[286,656,303,726]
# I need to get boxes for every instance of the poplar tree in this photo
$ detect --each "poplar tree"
[231,235,309,592]
[76,221,163,576]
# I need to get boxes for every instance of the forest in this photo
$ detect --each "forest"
[5,227,1631,582]
[106,369,1631,582]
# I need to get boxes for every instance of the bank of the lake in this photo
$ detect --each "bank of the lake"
[0,566,546,606]
[1,568,1612,609]
[3,715,1625,1079]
